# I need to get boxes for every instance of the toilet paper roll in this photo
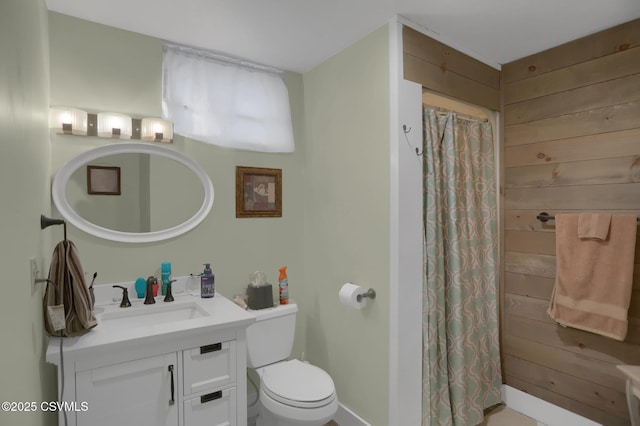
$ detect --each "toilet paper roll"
[339,282,367,310]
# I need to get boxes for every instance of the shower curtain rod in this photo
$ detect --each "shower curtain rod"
[423,104,489,123]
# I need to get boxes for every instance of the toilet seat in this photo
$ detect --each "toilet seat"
[261,360,336,408]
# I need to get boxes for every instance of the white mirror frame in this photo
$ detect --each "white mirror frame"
[52,142,214,243]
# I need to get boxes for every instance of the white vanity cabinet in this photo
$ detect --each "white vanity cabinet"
[46,292,254,426]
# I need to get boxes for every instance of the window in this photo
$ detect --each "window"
[162,43,294,153]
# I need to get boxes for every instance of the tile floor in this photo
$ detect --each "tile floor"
[479,404,537,426]
[324,404,537,426]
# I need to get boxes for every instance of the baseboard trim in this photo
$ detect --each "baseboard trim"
[333,403,371,426]
[502,385,602,426]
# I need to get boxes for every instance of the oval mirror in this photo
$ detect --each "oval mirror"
[52,143,214,243]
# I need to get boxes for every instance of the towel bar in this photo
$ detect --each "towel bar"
[537,212,640,224]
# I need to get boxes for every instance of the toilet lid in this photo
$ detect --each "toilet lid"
[262,360,335,407]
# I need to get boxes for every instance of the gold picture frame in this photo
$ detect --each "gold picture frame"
[236,166,282,218]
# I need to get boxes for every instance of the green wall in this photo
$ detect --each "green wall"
[0,1,57,425]
[48,12,306,307]
[2,9,392,425]
[302,25,391,425]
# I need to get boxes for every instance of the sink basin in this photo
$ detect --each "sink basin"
[100,301,209,328]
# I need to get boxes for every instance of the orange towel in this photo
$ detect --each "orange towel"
[578,213,611,240]
[548,214,637,341]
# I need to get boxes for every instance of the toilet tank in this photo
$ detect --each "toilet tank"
[246,303,298,368]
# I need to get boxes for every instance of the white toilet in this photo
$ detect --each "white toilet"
[246,303,338,426]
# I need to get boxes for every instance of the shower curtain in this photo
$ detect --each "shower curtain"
[422,106,502,425]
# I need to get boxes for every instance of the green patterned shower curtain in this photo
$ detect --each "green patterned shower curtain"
[422,107,502,426]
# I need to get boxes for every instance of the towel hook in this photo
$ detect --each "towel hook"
[402,124,423,157]
[41,214,67,242]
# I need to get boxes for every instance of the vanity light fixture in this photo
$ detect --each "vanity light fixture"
[141,118,174,143]
[97,112,133,139]
[50,107,173,143]
[49,107,88,135]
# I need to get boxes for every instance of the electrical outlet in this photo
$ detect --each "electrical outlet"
[30,257,38,295]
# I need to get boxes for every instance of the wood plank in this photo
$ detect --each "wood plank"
[504,183,640,210]
[506,375,630,426]
[505,314,640,366]
[503,355,629,418]
[627,291,640,318]
[502,18,640,83]
[504,272,554,300]
[505,230,555,255]
[504,293,554,323]
[504,251,556,278]
[504,46,640,104]
[504,246,640,282]
[504,209,640,232]
[503,290,640,324]
[402,26,500,89]
[504,73,640,125]
[504,128,640,168]
[505,231,640,269]
[403,53,500,110]
[628,318,640,345]
[505,101,640,147]
[504,334,626,391]
[505,156,640,189]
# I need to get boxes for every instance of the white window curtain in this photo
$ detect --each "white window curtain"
[162,43,295,153]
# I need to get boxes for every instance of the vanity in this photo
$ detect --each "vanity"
[618,365,640,426]
[46,277,254,426]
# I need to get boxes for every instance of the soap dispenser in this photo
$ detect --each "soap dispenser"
[200,263,215,298]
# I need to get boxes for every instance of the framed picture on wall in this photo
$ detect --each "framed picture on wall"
[236,166,282,218]
[87,165,121,195]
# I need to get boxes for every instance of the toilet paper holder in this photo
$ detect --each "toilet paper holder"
[356,288,376,303]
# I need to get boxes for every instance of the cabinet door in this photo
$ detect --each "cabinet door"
[76,353,178,426]
[183,387,237,426]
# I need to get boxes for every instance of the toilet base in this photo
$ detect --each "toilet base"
[255,397,337,426]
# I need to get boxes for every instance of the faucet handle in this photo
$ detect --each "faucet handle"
[113,285,132,308]
[164,279,177,303]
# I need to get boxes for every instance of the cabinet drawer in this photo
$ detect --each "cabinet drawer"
[183,387,237,426]
[183,340,236,395]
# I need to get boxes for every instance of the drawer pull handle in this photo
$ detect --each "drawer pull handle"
[201,391,222,404]
[200,343,222,354]
[168,365,175,405]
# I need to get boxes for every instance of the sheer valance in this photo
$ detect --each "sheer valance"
[162,43,294,152]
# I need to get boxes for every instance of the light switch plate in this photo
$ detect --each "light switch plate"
[30,257,38,295]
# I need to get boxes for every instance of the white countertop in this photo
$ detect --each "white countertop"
[46,277,254,366]
[617,365,640,400]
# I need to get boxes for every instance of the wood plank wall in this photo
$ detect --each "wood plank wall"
[502,18,640,426]
[403,26,500,111]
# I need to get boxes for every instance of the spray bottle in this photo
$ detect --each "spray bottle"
[278,266,289,305]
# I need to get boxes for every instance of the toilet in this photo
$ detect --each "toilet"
[246,303,338,426]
